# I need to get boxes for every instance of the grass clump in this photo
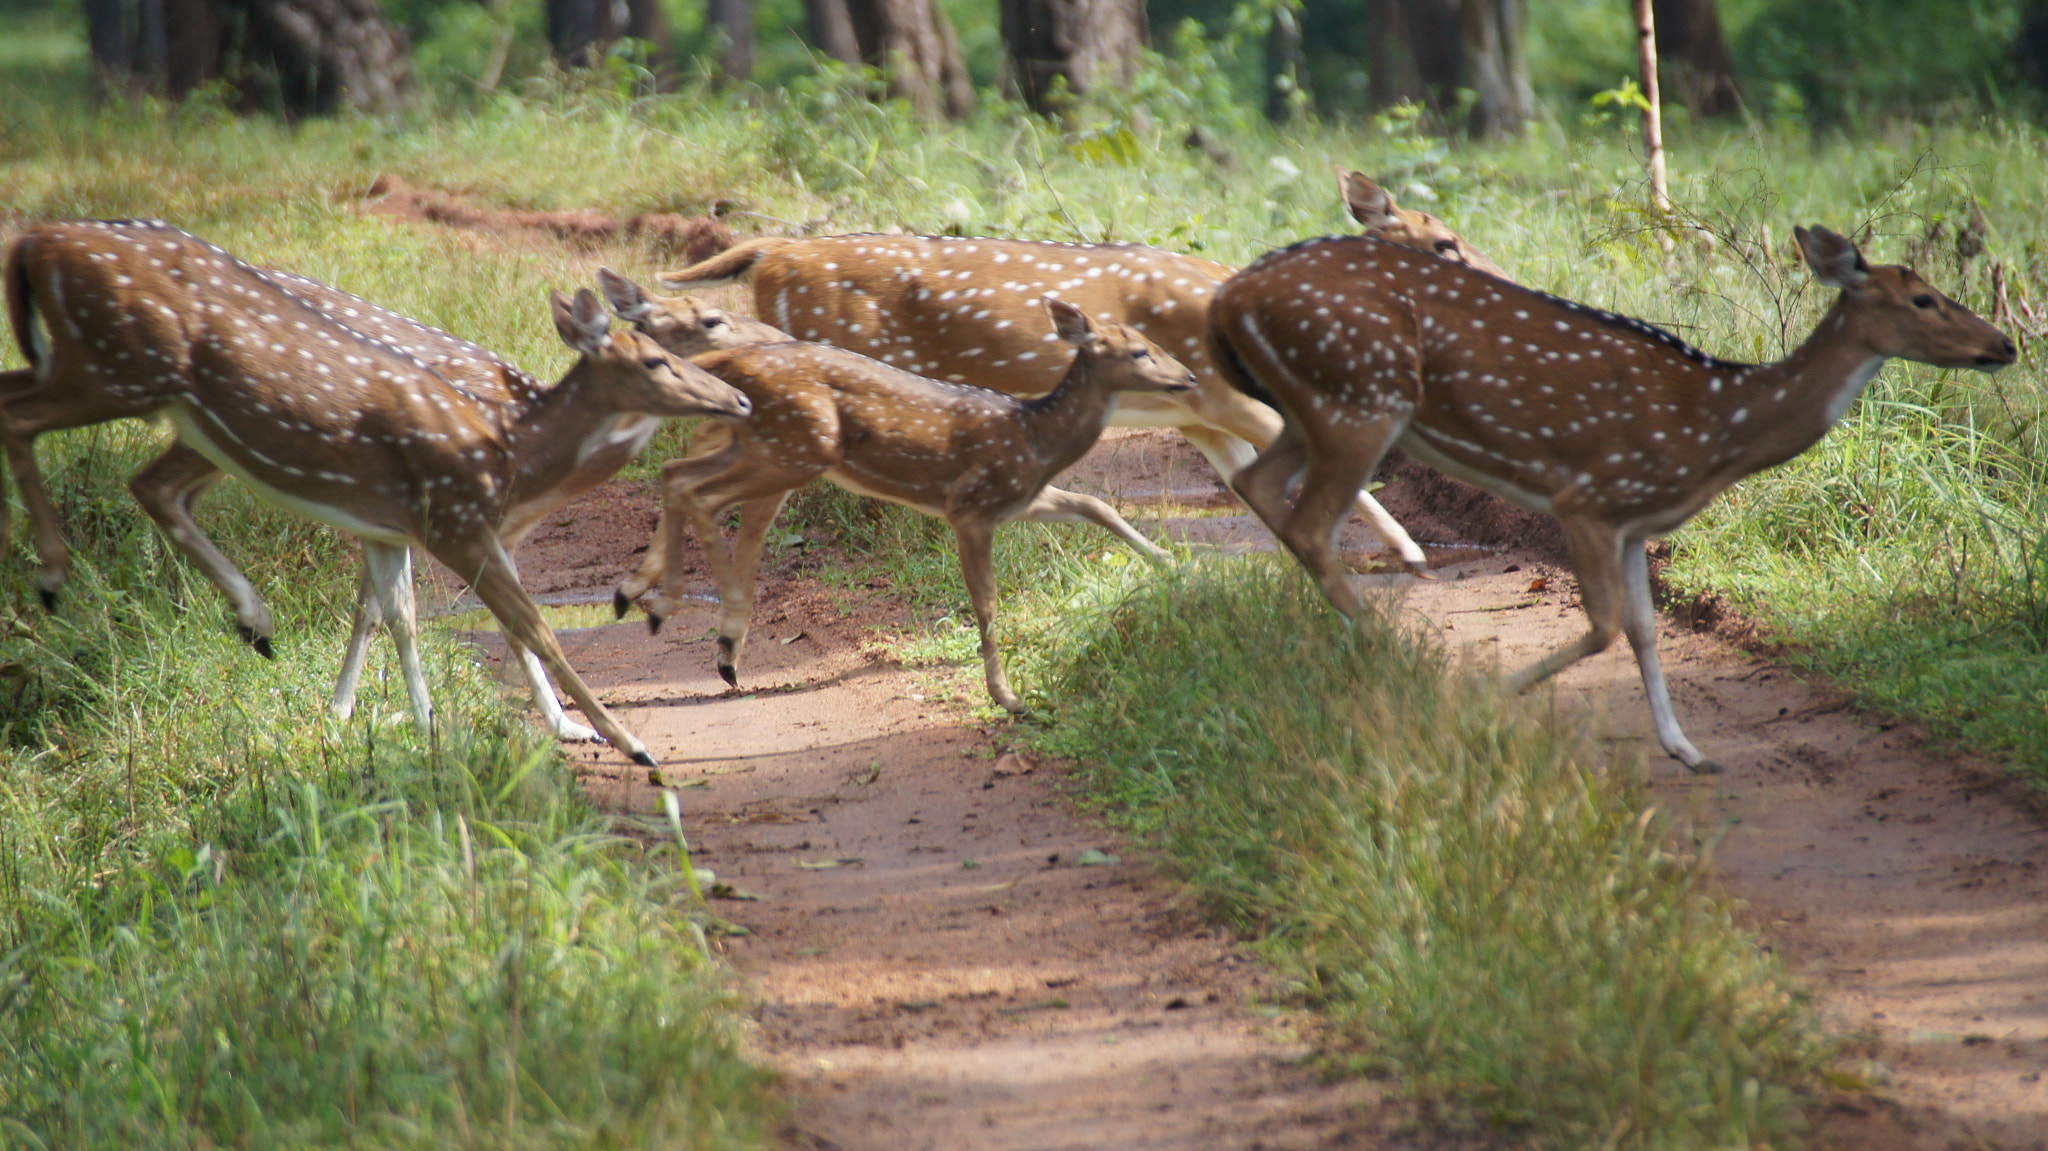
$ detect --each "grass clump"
[1031,560,1823,1148]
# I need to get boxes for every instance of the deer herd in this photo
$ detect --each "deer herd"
[0,171,2016,774]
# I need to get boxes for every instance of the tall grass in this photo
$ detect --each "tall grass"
[1028,561,1823,1148]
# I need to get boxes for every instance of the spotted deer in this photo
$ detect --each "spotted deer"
[2,220,752,765]
[605,279,1193,711]
[651,169,1503,575]
[1208,226,2015,772]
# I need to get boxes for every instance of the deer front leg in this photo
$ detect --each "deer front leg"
[360,541,434,732]
[1015,485,1170,560]
[128,445,277,656]
[682,492,792,688]
[457,536,655,766]
[1618,538,1716,773]
[950,516,1023,713]
[617,445,743,631]
[331,559,383,722]
[1505,523,1625,695]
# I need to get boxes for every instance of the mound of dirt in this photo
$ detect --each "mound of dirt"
[362,174,737,263]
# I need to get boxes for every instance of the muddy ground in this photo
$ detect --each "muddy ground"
[449,427,2048,1151]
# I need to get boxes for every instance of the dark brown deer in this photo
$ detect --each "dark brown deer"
[1208,226,2015,772]
[2,219,752,765]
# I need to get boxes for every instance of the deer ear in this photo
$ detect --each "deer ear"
[1339,169,1397,228]
[1795,225,1871,289]
[553,288,614,356]
[597,267,654,322]
[1046,297,1097,346]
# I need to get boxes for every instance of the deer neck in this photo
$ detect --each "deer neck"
[497,365,657,505]
[1017,354,1119,474]
[1727,297,1887,476]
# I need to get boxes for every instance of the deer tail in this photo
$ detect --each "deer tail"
[656,237,798,291]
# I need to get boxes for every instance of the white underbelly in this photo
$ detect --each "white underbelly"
[1398,431,1557,517]
[166,405,412,546]
[825,467,947,519]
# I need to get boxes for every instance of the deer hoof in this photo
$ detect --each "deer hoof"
[718,662,739,688]
[613,589,633,619]
[1683,756,1724,775]
[631,750,658,768]
[645,611,665,635]
[238,626,277,660]
[36,587,57,612]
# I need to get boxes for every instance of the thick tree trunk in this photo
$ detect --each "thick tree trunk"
[1362,0,1461,113]
[1459,0,1531,137]
[846,0,974,118]
[82,0,408,114]
[805,0,862,66]
[1652,0,1741,117]
[998,0,1146,116]
[707,0,755,81]
[546,0,622,67]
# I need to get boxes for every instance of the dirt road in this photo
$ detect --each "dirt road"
[485,429,2048,1149]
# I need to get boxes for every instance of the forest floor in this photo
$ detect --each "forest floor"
[445,428,2048,1150]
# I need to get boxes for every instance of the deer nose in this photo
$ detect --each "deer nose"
[730,393,754,417]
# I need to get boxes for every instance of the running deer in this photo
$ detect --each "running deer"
[1208,226,2015,772]
[594,267,1177,624]
[607,283,1193,710]
[651,169,1503,575]
[2,219,752,765]
[0,260,662,744]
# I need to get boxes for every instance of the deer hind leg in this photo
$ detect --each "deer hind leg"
[361,541,434,733]
[1014,485,1170,560]
[456,535,655,766]
[1184,386,1428,574]
[331,560,383,722]
[0,368,73,610]
[948,516,1022,712]
[129,445,278,655]
[1618,539,1715,773]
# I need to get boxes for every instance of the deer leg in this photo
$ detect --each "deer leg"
[616,444,743,629]
[949,516,1022,712]
[129,445,278,656]
[330,559,383,722]
[0,370,32,551]
[509,639,604,743]
[456,536,655,766]
[1184,389,1429,574]
[1014,485,1170,560]
[1618,540,1716,773]
[1228,421,1308,540]
[361,541,434,733]
[1505,526,1625,694]
[1273,424,1392,623]
[693,492,793,688]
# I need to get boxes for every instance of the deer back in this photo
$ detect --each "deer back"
[698,235,1230,395]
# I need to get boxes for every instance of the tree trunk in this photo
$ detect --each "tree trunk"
[846,0,974,118]
[707,0,754,82]
[1264,1,1304,123]
[805,0,862,66]
[1459,0,1530,137]
[1652,0,1741,117]
[546,0,623,67]
[1362,0,1461,113]
[81,0,408,114]
[998,0,1146,116]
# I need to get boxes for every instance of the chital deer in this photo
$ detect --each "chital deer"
[607,283,1193,710]
[1209,226,2015,772]
[0,259,660,743]
[2,220,752,765]
[650,169,1503,575]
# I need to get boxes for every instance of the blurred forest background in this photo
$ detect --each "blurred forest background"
[12,0,2047,133]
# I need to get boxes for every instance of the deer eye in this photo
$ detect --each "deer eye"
[704,315,726,328]
[1130,347,1152,361]
[1912,294,1938,310]
[1434,239,1459,254]
[642,357,668,371]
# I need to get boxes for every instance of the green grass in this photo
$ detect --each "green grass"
[1025,561,1824,1148]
